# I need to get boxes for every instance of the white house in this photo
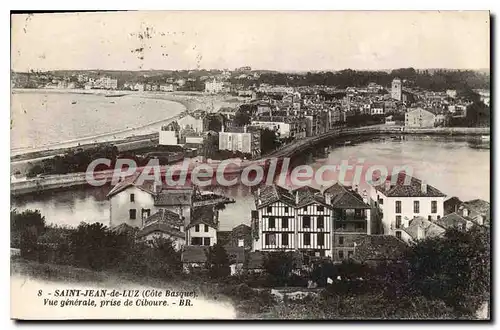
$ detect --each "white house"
[205,78,224,94]
[160,84,176,92]
[185,206,218,246]
[251,118,291,138]
[159,130,178,145]
[107,174,194,229]
[177,114,205,133]
[369,175,446,240]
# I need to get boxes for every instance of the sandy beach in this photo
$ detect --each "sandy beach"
[10,89,245,157]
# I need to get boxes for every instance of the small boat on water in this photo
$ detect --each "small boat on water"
[71,101,77,104]
[105,93,127,98]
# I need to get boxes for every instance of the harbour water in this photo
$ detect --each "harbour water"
[11,135,490,231]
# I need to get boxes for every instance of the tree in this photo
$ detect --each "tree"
[69,222,117,270]
[206,243,231,279]
[263,251,297,286]
[151,237,182,275]
[407,226,490,314]
[11,209,46,258]
[260,128,281,155]
[11,209,46,233]
[233,111,251,127]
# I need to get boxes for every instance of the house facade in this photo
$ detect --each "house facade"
[404,107,436,128]
[136,209,186,250]
[177,113,205,133]
[107,175,233,230]
[185,206,218,246]
[218,126,261,158]
[251,184,372,261]
[369,175,446,240]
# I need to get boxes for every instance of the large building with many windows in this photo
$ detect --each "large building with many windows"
[369,175,446,240]
[251,183,372,261]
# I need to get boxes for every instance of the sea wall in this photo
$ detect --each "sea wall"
[11,125,490,196]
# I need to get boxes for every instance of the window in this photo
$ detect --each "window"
[141,208,151,219]
[338,250,344,259]
[414,201,420,213]
[268,217,276,229]
[238,239,244,247]
[463,208,469,217]
[284,207,289,213]
[303,233,311,246]
[317,205,324,212]
[130,193,135,202]
[265,233,276,245]
[317,216,324,229]
[203,238,211,246]
[281,218,288,229]
[347,250,354,258]
[129,209,136,220]
[431,201,437,214]
[282,233,289,246]
[204,224,209,232]
[395,201,402,213]
[303,206,308,212]
[303,216,311,228]
[317,233,325,246]
[379,198,384,205]
[267,206,272,213]
[355,209,362,218]
[396,215,402,229]
[355,223,365,230]
[338,236,344,246]
[335,223,346,230]
[396,231,402,239]
[195,224,200,232]
[191,237,202,245]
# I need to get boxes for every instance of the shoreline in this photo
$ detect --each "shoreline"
[11,130,489,197]
[11,89,245,158]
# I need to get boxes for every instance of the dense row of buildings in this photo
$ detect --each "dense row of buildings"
[105,166,489,274]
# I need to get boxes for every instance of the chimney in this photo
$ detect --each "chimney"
[325,193,332,205]
[385,180,391,192]
[416,225,425,240]
[243,125,247,133]
[362,190,368,204]
[153,183,162,194]
[221,124,225,133]
[421,180,427,194]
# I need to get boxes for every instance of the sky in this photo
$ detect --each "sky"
[11,11,490,72]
